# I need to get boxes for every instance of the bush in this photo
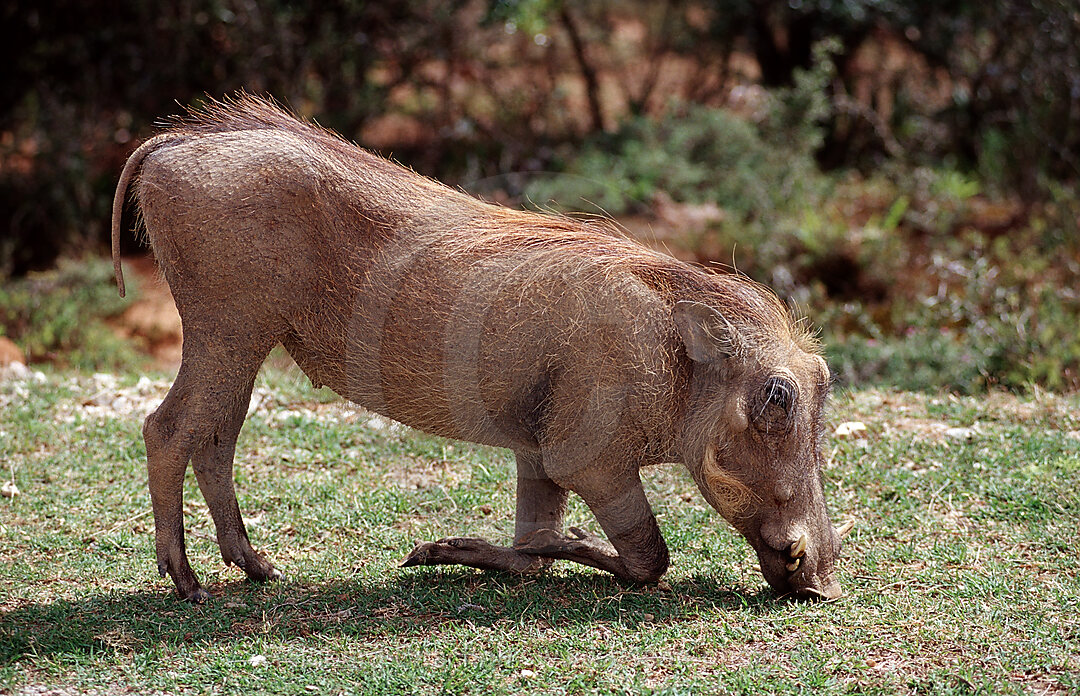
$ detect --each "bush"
[524,102,824,220]
[521,45,845,282]
[0,258,143,371]
[819,188,1080,393]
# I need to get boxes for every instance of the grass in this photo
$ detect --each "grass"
[1,365,1078,695]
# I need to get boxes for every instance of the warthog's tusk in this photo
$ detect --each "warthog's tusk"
[786,558,801,572]
[836,520,856,538]
[790,534,807,558]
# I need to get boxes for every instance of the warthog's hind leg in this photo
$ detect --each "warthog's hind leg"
[144,327,274,602]
[191,372,282,585]
[144,380,208,602]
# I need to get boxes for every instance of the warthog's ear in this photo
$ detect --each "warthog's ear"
[673,301,739,365]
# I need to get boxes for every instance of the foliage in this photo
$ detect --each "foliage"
[521,41,839,275]
[0,258,142,371]
[3,1,1077,272]
[1,371,1078,693]
[525,99,826,226]
[901,0,1080,195]
[1,0,466,274]
[669,0,1080,194]
[815,174,1080,393]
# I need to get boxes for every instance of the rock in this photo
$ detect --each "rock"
[835,421,867,438]
[0,337,23,367]
[944,426,977,442]
[247,390,265,416]
[3,362,29,381]
[92,372,117,388]
[456,603,485,613]
[2,481,19,498]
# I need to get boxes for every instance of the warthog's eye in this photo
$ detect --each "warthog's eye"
[752,376,797,430]
[764,376,795,411]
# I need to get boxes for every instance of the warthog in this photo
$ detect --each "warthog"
[112,96,849,602]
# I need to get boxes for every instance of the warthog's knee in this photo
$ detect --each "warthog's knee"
[617,527,665,583]
[143,403,182,454]
[624,548,669,583]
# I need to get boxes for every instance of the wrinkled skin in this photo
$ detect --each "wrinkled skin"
[111,96,845,603]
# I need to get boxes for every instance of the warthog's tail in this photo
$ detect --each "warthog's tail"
[111,133,180,297]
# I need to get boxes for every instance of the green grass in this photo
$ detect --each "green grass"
[1,366,1078,694]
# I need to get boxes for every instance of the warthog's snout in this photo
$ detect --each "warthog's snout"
[753,521,854,600]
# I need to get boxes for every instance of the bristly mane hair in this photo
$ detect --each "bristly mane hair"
[160,93,819,356]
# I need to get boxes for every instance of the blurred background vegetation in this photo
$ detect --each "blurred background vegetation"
[1,0,1078,392]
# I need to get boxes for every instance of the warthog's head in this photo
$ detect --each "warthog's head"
[673,299,847,600]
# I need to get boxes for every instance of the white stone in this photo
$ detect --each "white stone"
[945,426,976,441]
[835,421,867,438]
[5,362,29,380]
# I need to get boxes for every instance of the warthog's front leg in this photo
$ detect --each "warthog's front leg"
[400,536,548,573]
[515,473,670,583]
[399,451,568,575]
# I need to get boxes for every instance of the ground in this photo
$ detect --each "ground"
[0,361,1077,694]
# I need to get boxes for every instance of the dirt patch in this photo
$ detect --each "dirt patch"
[0,336,24,366]
[833,388,1080,441]
[110,255,182,370]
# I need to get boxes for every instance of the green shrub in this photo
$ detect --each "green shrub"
[524,103,824,221]
[821,208,1080,393]
[0,258,143,371]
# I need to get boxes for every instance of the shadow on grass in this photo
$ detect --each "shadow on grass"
[0,568,784,665]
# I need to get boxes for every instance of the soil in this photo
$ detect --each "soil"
[0,336,24,366]
[112,255,182,370]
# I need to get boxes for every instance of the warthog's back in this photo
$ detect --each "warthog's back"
[129,107,694,458]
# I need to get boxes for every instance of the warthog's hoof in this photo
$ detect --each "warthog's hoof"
[249,567,286,584]
[183,586,213,604]
[243,561,285,584]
